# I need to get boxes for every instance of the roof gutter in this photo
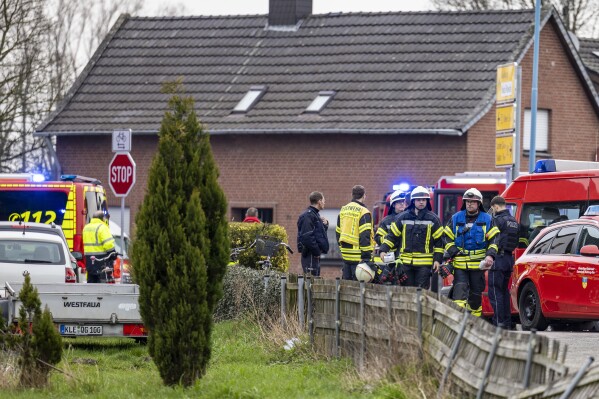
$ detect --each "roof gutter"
[34,128,464,137]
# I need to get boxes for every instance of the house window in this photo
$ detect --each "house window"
[231,207,273,223]
[305,91,335,113]
[233,86,267,113]
[523,109,549,152]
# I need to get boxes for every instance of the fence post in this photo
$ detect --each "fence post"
[307,276,313,345]
[359,280,365,373]
[386,285,392,351]
[476,326,502,399]
[523,328,537,388]
[559,356,595,399]
[280,276,287,328]
[264,273,270,291]
[417,287,423,354]
[335,277,341,359]
[437,311,469,399]
[298,276,305,331]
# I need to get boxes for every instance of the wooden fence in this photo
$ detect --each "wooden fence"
[275,275,599,398]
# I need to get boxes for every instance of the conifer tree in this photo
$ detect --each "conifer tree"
[17,274,62,387]
[132,80,229,386]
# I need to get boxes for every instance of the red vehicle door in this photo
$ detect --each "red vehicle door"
[572,226,599,315]
[542,225,581,315]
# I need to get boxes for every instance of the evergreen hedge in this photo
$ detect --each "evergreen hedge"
[132,81,229,387]
[229,222,290,272]
[214,266,281,322]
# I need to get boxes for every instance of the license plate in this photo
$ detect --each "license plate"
[59,324,103,336]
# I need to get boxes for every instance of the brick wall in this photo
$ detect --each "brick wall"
[57,133,466,276]
[467,20,599,171]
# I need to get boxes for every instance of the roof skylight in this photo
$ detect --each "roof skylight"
[233,86,267,113]
[305,91,336,113]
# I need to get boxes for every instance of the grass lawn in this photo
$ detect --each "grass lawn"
[1,320,414,399]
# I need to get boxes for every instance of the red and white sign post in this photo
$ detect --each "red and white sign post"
[109,149,136,254]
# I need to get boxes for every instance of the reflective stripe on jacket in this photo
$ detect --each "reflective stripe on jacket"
[444,211,495,269]
[336,200,374,262]
[378,209,444,266]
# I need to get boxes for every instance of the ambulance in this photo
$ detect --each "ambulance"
[0,174,109,273]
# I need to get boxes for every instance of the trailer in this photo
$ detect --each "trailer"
[1,283,147,339]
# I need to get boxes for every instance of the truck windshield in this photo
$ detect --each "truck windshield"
[0,191,68,225]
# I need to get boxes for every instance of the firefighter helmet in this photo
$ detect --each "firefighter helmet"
[461,188,484,211]
[407,186,432,211]
[410,186,430,200]
[389,190,407,206]
[355,262,375,283]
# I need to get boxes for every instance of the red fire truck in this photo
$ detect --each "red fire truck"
[0,174,110,273]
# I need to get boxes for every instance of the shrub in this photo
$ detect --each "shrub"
[229,222,290,272]
[17,274,62,388]
[132,80,228,387]
[214,266,281,322]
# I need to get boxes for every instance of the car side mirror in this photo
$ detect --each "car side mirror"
[71,251,83,261]
[580,245,599,257]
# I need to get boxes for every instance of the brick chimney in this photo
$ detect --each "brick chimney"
[268,0,312,27]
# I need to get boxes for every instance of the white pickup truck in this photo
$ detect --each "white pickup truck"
[0,282,147,339]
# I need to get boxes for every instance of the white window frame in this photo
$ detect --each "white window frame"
[523,109,549,152]
[233,86,267,113]
[305,91,336,113]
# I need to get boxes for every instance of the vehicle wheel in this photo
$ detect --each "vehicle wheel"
[134,337,148,345]
[518,282,548,331]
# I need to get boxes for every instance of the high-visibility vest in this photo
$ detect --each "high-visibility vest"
[336,202,374,262]
[444,211,492,269]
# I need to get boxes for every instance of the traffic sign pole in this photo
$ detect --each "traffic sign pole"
[109,151,136,255]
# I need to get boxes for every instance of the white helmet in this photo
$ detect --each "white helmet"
[389,190,407,206]
[410,186,430,200]
[355,262,375,283]
[462,188,484,211]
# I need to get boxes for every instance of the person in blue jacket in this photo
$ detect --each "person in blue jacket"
[297,191,329,276]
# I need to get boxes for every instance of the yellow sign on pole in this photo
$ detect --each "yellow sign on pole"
[496,134,515,167]
[496,63,517,103]
[496,103,516,132]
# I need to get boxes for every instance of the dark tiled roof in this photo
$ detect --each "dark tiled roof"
[579,38,599,75]
[37,9,548,135]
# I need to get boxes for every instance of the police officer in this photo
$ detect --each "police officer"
[297,191,329,276]
[378,186,444,289]
[82,210,116,283]
[487,195,520,328]
[336,185,374,280]
[444,188,495,316]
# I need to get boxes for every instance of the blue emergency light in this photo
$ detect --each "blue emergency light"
[392,182,410,192]
[32,174,45,182]
[534,159,599,173]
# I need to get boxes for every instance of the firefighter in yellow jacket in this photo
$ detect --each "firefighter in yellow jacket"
[336,185,375,280]
[83,210,116,283]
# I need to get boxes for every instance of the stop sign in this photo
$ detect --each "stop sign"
[109,153,136,197]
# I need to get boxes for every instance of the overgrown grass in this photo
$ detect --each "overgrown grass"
[1,319,417,398]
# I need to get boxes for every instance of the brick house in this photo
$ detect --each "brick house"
[35,1,599,276]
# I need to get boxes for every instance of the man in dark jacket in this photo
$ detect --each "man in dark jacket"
[297,191,329,276]
[487,196,520,328]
